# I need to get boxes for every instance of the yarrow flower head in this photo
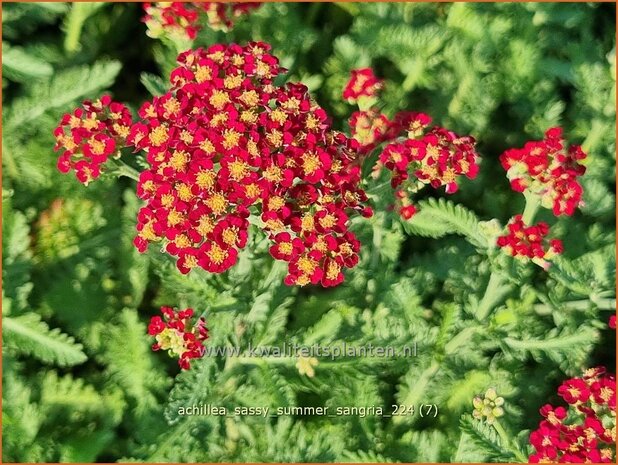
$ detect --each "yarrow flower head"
[148,306,208,370]
[342,68,383,104]
[610,314,616,329]
[53,95,133,185]
[529,367,616,463]
[129,43,371,287]
[497,215,563,270]
[349,110,397,155]
[375,111,480,220]
[500,127,587,216]
[472,388,505,425]
[143,2,261,40]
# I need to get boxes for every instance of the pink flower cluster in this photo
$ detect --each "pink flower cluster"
[529,367,616,463]
[53,95,133,185]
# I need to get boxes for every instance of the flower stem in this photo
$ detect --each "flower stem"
[493,419,528,463]
[521,192,540,225]
[112,159,140,181]
[476,271,509,320]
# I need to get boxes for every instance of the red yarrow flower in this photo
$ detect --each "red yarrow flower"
[349,110,398,155]
[378,112,480,194]
[129,43,372,287]
[500,127,586,216]
[143,2,261,39]
[148,306,209,370]
[342,68,383,104]
[529,368,616,464]
[609,315,616,329]
[53,95,133,185]
[497,215,563,270]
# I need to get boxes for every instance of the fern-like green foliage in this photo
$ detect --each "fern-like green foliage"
[3,313,87,367]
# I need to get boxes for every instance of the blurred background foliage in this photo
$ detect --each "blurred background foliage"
[2,2,616,462]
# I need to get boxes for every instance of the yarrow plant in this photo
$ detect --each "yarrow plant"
[528,367,616,463]
[143,2,261,40]
[147,306,209,369]
[53,95,133,185]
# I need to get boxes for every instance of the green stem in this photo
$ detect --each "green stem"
[111,159,140,181]
[64,4,96,53]
[476,271,505,320]
[521,192,540,225]
[493,419,528,463]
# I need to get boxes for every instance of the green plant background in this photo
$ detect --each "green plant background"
[2,2,616,463]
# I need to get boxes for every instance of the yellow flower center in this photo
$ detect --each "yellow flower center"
[239,90,259,107]
[278,242,293,255]
[169,150,189,171]
[270,109,287,124]
[89,138,106,155]
[161,194,175,208]
[163,98,180,115]
[176,183,193,202]
[207,243,227,264]
[196,170,216,190]
[197,215,215,236]
[155,328,186,355]
[174,234,191,248]
[222,130,241,150]
[206,193,228,215]
[263,166,283,182]
[300,214,315,231]
[267,196,285,211]
[319,213,337,229]
[224,74,243,89]
[326,261,341,280]
[167,209,183,226]
[195,65,212,83]
[149,126,169,147]
[297,256,317,275]
[209,90,230,110]
[222,227,238,246]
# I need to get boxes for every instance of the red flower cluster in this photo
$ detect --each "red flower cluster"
[53,95,132,185]
[497,215,563,269]
[610,315,616,329]
[148,306,209,369]
[500,127,586,216]
[130,43,371,287]
[379,112,480,193]
[529,367,616,463]
[143,2,261,39]
[342,68,383,104]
